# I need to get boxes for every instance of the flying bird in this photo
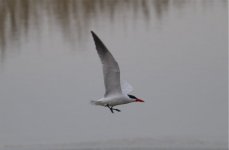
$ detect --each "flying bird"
[90,31,144,113]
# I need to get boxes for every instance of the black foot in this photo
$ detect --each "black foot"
[113,108,121,112]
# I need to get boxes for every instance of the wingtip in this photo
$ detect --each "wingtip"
[90,30,95,36]
[90,30,99,42]
[90,31,108,52]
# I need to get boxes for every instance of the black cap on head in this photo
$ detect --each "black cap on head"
[128,94,137,99]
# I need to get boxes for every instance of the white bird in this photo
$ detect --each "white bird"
[90,31,144,113]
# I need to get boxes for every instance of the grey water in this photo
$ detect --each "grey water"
[0,0,227,149]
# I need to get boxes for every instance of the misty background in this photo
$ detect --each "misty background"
[0,0,227,149]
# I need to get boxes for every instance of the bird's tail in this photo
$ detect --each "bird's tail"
[90,100,98,105]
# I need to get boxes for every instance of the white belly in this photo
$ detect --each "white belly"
[95,95,131,107]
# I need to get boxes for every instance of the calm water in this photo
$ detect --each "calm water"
[0,0,227,149]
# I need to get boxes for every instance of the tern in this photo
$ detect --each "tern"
[90,31,144,113]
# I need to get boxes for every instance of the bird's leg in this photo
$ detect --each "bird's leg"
[110,107,114,113]
[106,104,114,113]
[105,104,121,113]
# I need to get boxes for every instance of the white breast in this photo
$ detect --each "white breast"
[96,95,132,107]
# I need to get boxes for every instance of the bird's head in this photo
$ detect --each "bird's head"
[128,94,144,103]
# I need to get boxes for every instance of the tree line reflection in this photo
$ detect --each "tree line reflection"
[0,0,227,59]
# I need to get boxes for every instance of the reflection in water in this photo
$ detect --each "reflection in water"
[0,0,227,60]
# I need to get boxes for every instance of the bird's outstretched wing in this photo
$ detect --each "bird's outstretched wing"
[91,31,122,97]
[121,80,134,95]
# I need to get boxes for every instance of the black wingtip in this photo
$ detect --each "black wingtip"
[90,30,108,54]
[90,31,101,45]
[91,30,99,41]
[91,30,96,36]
